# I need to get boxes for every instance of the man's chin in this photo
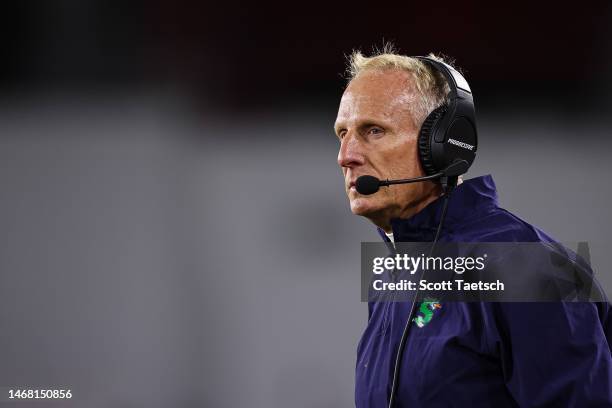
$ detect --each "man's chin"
[350,197,382,217]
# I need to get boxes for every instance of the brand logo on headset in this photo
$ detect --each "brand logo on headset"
[447,138,475,151]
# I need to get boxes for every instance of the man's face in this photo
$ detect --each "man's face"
[334,69,438,228]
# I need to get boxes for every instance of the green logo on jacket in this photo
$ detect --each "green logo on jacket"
[413,299,442,328]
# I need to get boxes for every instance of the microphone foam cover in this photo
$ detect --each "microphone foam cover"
[355,175,380,195]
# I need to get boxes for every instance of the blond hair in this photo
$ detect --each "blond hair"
[346,44,453,128]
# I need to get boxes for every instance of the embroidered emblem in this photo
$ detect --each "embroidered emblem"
[412,299,442,328]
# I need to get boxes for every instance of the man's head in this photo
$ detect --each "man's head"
[334,47,452,232]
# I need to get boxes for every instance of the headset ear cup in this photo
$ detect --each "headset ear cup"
[418,105,447,176]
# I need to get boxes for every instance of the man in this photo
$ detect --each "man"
[334,48,612,407]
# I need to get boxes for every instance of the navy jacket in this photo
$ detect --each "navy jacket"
[355,175,612,407]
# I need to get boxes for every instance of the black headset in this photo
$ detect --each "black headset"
[414,56,478,179]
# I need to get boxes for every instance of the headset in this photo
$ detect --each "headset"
[386,56,478,408]
[415,56,477,180]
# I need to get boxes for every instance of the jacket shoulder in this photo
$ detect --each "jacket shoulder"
[456,206,554,243]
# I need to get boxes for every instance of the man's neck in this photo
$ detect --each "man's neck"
[371,189,443,233]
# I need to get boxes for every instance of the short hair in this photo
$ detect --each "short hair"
[346,44,453,128]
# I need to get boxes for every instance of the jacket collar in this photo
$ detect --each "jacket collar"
[377,175,499,243]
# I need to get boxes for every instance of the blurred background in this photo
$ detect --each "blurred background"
[1,1,611,407]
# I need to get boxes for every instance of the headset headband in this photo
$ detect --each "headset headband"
[414,56,471,97]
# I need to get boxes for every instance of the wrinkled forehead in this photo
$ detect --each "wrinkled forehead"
[336,69,418,124]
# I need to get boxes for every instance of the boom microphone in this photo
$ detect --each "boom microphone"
[355,160,469,195]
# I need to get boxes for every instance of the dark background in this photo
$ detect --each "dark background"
[1,2,611,407]
[2,2,612,111]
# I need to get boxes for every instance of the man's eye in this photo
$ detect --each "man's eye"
[369,127,384,135]
[338,130,347,139]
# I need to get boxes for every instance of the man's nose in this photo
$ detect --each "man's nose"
[337,132,365,169]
